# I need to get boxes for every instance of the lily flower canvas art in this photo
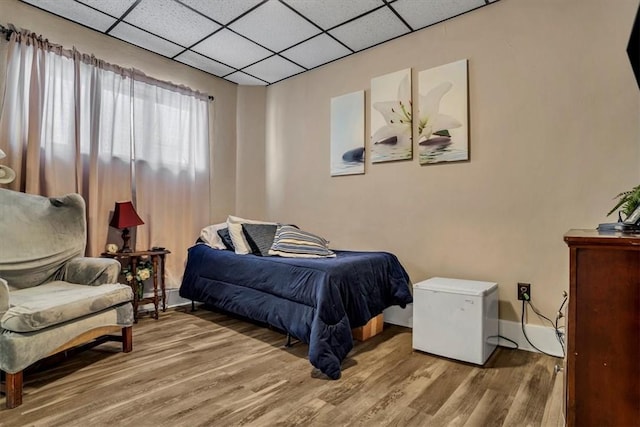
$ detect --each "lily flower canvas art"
[370,68,413,163]
[418,59,469,164]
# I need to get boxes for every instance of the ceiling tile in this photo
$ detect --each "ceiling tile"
[192,28,271,69]
[179,0,263,25]
[329,6,410,52]
[122,0,220,47]
[21,0,117,32]
[243,56,305,84]
[392,0,485,30]
[174,50,235,77]
[229,1,321,52]
[76,0,137,19]
[18,0,494,86]
[284,0,383,30]
[110,22,185,57]
[281,34,351,70]
[225,71,267,86]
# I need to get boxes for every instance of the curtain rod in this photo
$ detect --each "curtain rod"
[0,24,13,41]
[0,24,215,102]
[0,23,214,102]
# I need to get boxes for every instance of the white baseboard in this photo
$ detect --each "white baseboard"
[139,287,192,310]
[164,288,192,308]
[498,319,564,358]
[383,304,413,328]
[383,304,564,358]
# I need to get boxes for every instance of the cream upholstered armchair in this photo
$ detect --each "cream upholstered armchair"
[0,189,134,409]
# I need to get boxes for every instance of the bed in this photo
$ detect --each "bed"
[179,243,413,379]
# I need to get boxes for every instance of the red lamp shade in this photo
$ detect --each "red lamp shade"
[109,201,144,252]
[110,201,144,229]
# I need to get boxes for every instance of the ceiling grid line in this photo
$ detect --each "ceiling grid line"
[384,1,414,32]
[279,0,355,55]
[103,0,141,34]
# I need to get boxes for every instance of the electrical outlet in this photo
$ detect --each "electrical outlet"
[517,282,531,300]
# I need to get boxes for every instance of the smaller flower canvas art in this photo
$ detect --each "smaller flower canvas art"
[331,90,365,176]
[370,68,412,163]
[418,59,469,165]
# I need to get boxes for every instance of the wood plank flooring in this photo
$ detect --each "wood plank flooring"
[0,308,564,427]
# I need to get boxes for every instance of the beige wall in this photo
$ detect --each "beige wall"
[253,0,640,322]
[236,86,267,219]
[2,0,639,322]
[0,0,238,224]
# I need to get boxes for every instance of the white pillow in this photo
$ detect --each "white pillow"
[199,222,228,249]
[227,215,276,255]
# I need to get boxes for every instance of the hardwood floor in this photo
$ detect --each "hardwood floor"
[0,308,564,426]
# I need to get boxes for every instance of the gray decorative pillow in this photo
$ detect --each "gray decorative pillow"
[268,225,336,258]
[217,228,235,251]
[242,223,278,256]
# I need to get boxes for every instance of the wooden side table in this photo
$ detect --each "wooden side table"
[101,249,170,321]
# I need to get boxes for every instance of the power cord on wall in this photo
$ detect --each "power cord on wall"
[520,292,567,358]
[554,292,568,355]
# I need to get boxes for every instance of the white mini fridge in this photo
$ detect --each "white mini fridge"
[412,277,499,365]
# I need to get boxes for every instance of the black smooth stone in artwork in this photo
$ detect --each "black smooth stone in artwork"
[373,136,398,145]
[342,147,365,162]
[418,136,451,146]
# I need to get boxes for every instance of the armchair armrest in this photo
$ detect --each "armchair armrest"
[0,277,8,317]
[64,257,121,286]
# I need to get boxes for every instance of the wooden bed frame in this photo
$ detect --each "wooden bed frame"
[352,313,384,341]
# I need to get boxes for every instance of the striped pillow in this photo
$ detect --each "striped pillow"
[268,225,336,258]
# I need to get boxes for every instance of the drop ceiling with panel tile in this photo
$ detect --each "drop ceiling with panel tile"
[18,0,499,86]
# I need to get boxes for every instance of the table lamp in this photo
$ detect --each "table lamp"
[109,201,144,253]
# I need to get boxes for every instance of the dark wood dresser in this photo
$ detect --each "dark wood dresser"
[563,229,640,427]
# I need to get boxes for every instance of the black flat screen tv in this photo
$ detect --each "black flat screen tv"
[629,5,640,89]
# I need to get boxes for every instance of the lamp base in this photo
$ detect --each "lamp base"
[119,227,134,253]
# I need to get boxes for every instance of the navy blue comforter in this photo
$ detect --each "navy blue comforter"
[179,244,413,379]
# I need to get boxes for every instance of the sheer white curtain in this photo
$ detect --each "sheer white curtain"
[0,28,211,287]
[132,79,210,287]
[0,33,78,196]
[0,32,133,256]
[76,57,133,254]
